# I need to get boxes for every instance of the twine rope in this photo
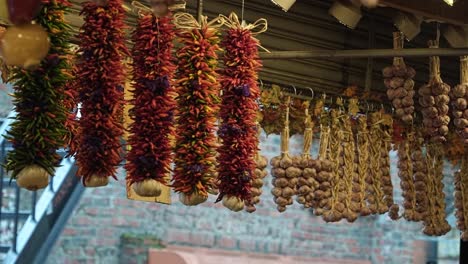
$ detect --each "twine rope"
[218,12,270,52]
[173,12,224,29]
[280,96,291,156]
[131,1,153,17]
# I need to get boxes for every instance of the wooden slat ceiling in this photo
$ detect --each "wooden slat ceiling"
[65,0,462,97]
[380,0,468,26]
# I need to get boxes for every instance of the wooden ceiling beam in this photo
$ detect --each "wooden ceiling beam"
[379,0,468,25]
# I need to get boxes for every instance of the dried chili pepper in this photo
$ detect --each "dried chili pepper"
[4,0,73,190]
[172,22,221,205]
[74,0,128,187]
[125,13,176,197]
[63,65,79,157]
[216,22,262,211]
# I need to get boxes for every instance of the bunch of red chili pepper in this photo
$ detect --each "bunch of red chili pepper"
[63,68,79,157]
[5,0,72,180]
[125,13,176,186]
[172,25,221,204]
[74,0,128,185]
[216,25,262,208]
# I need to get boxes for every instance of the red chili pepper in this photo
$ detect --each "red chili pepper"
[216,27,262,207]
[125,13,176,186]
[172,26,221,197]
[74,0,128,182]
[5,0,72,180]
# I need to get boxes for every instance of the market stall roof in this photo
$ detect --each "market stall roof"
[379,0,468,26]
[63,0,463,97]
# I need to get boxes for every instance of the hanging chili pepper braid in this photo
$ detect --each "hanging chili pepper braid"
[4,0,73,191]
[125,13,176,197]
[172,15,221,205]
[63,65,79,157]
[74,0,128,187]
[216,15,263,212]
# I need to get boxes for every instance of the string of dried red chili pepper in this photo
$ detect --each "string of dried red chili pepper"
[125,13,176,195]
[172,21,221,205]
[74,0,128,187]
[63,67,79,157]
[216,23,262,211]
[4,0,73,191]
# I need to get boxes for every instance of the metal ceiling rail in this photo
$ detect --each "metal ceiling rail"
[259,48,468,59]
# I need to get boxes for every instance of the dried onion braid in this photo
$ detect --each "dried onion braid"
[397,132,419,221]
[381,120,398,219]
[313,113,334,216]
[297,104,319,208]
[423,143,451,236]
[271,97,297,212]
[383,32,416,124]
[245,122,269,213]
[342,115,360,222]
[322,109,346,222]
[367,112,388,214]
[450,56,468,144]
[418,40,451,143]
[356,116,372,216]
[412,132,428,221]
[455,155,468,241]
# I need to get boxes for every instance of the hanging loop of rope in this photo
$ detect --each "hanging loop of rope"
[131,1,153,17]
[173,12,224,29]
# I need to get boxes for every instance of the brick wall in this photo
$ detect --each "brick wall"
[119,234,165,264]
[47,134,430,264]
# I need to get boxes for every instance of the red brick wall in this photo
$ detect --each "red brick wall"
[47,134,429,264]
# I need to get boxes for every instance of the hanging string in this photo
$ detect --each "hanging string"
[219,13,267,35]
[173,12,224,29]
[241,0,245,22]
[280,96,291,157]
[217,12,270,53]
[169,0,187,11]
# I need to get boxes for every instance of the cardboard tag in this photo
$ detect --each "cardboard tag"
[126,181,172,205]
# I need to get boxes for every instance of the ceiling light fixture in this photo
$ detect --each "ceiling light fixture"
[443,25,468,48]
[329,0,362,29]
[270,0,297,12]
[360,0,379,8]
[443,0,457,6]
[393,12,423,41]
